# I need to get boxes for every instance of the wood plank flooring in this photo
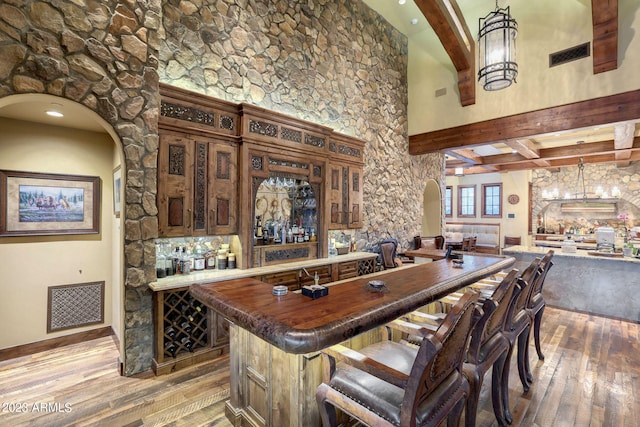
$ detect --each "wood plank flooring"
[0,306,638,426]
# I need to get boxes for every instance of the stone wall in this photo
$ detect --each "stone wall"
[0,0,444,375]
[532,162,640,233]
[159,0,444,250]
[0,0,161,375]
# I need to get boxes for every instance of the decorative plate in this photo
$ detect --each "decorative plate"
[508,194,520,205]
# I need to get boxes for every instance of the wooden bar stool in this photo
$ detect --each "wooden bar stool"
[523,250,554,384]
[316,291,481,427]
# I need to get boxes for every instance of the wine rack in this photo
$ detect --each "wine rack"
[163,289,208,357]
[152,286,229,375]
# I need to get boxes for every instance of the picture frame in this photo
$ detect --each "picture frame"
[112,165,122,218]
[0,169,100,237]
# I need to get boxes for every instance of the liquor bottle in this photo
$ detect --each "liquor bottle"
[255,215,263,242]
[193,240,205,271]
[205,250,216,269]
[287,228,293,243]
[180,246,191,274]
[304,228,309,242]
[164,243,174,276]
[172,246,181,274]
[155,244,166,278]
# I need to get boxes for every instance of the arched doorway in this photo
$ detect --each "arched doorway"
[422,179,442,236]
[0,94,124,368]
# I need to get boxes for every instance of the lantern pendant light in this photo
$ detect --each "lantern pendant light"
[478,1,518,91]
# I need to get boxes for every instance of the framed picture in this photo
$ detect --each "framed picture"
[0,169,100,237]
[112,165,122,217]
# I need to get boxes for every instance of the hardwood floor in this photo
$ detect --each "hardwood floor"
[0,306,638,426]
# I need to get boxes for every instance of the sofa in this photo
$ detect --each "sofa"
[444,222,501,254]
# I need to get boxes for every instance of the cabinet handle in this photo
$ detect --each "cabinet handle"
[187,208,191,228]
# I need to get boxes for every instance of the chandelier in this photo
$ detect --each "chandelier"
[477,1,518,91]
[541,158,621,201]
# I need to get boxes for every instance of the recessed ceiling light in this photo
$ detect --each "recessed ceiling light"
[46,103,64,118]
[399,0,406,4]
[411,18,419,25]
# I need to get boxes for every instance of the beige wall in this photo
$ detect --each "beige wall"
[0,117,117,349]
[408,0,640,135]
[446,170,532,247]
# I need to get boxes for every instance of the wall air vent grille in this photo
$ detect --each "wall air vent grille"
[549,42,590,67]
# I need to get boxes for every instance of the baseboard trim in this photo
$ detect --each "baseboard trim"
[0,326,114,362]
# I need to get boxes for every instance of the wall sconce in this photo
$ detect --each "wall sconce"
[478,2,518,91]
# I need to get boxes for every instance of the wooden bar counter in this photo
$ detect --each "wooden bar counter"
[191,254,514,427]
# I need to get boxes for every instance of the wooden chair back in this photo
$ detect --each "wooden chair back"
[379,239,398,269]
[401,291,481,425]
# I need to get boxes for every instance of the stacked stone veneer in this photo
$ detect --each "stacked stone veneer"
[0,0,161,375]
[0,0,444,375]
[532,162,640,232]
[159,0,445,250]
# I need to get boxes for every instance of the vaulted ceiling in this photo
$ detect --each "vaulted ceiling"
[365,0,640,176]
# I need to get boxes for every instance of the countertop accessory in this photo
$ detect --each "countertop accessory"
[366,279,388,292]
[272,285,288,296]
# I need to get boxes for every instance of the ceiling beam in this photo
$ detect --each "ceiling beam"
[445,137,640,170]
[446,148,482,165]
[414,0,475,106]
[614,122,635,162]
[591,0,618,74]
[409,88,640,155]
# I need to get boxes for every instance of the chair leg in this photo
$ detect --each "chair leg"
[448,397,466,427]
[517,326,531,392]
[491,353,509,427]
[464,368,483,427]
[534,305,546,360]
[316,384,339,427]
[522,326,534,385]
[501,344,515,425]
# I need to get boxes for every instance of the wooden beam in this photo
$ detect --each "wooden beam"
[614,122,635,161]
[446,148,482,165]
[414,0,475,106]
[592,0,618,74]
[409,89,640,155]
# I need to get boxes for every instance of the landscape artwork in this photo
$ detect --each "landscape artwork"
[0,170,100,237]
[18,184,85,223]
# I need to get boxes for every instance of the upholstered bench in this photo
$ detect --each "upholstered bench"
[445,222,501,255]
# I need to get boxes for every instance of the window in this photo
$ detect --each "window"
[444,186,452,217]
[482,183,502,218]
[457,185,476,217]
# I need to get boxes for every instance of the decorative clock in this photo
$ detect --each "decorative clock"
[507,194,520,205]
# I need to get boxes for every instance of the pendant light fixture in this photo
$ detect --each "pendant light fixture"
[478,1,518,91]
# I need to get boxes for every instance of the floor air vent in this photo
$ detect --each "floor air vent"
[549,42,590,67]
[48,281,105,332]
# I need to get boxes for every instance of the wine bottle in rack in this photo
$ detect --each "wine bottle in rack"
[180,336,193,352]
[164,341,177,357]
[180,320,192,334]
[180,303,194,322]
[165,324,176,339]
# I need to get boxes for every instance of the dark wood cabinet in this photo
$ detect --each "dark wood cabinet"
[329,162,363,229]
[158,131,238,237]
